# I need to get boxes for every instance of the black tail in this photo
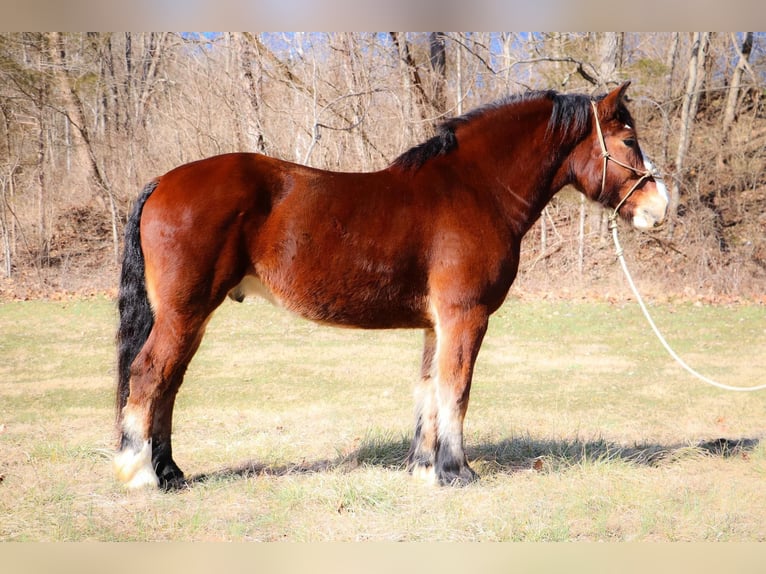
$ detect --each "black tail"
[116,180,159,420]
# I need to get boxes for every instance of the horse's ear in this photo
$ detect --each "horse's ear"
[599,81,631,119]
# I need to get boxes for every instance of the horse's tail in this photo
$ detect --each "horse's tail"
[116,180,159,420]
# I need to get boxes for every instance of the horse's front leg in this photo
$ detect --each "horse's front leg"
[409,306,488,486]
[433,306,488,485]
[407,328,438,483]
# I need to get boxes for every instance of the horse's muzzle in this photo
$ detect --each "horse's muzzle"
[631,191,668,231]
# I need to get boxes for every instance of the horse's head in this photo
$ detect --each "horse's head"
[576,82,669,231]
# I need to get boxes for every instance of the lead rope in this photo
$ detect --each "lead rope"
[609,216,766,392]
[589,100,765,392]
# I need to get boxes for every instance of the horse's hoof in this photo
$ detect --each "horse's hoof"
[156,460,186,491]
[408,462,437,486]
[114,441,159,489]
[436,464,479,487]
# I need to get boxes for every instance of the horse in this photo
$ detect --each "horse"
[114,81,669,489]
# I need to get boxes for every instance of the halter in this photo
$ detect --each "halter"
[589,101,654,222]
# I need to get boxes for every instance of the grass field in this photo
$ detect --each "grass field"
[1,295,764,541]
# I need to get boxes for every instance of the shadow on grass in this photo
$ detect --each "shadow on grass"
[468,436,761,477]
[179,434,760,490]
[181,433,412,489]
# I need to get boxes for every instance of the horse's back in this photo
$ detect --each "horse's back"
[150,152,286,210]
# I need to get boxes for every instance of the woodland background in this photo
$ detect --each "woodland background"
[0,32,764,301]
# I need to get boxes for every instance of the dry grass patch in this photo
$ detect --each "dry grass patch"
[1,296,764,540]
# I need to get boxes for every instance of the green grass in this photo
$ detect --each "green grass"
[0,295,764,540]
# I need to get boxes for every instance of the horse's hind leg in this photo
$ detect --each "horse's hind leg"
[115,307,210,489]
[149,325,207,488]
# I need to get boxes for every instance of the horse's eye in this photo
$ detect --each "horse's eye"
[623,138,637,148]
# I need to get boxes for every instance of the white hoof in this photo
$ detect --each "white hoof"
[114,440,159,489]
[411,464,437,486]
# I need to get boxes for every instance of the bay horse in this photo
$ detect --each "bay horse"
[115,82,668,488]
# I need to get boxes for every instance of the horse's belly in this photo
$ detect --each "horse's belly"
[228,275,281,306]
[229,272,430,329]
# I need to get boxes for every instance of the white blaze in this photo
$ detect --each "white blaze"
[630,156,669,230]
[643,157,669,202]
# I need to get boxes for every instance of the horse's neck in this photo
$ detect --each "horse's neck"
[468,117,570,238]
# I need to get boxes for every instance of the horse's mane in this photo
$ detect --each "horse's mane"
[391,89,626,171]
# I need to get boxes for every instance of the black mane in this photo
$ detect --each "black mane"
[391,89,603,171]
[390,117,465,171]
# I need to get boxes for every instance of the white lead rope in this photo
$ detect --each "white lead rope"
[610,217,766,392]
[590,99,763,391]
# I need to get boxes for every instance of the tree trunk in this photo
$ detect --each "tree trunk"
[668,32,709,237]
[662,32,680,165]
[35,34,49,265]
[717,32,754,170]
[49,32,120,262]
[341,33,374,170]
[390,32,439,123]
[429,32,447,115]
[232,32,266,153]
[597,32,620,87]
[0,172,12,277]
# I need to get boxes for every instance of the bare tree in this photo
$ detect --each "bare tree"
[668,32,710,236]
[49,32,121,261]
[0,31,764,298]
[661,32,680,165]
[597,32,621,88]
[717,32,754,170]
[230,32,266,154]
[390,32,449,124]
[429,32,447,114]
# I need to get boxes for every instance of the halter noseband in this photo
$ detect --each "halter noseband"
[590,101,654,222]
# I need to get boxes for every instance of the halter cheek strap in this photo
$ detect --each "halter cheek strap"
[589,101,653,221]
